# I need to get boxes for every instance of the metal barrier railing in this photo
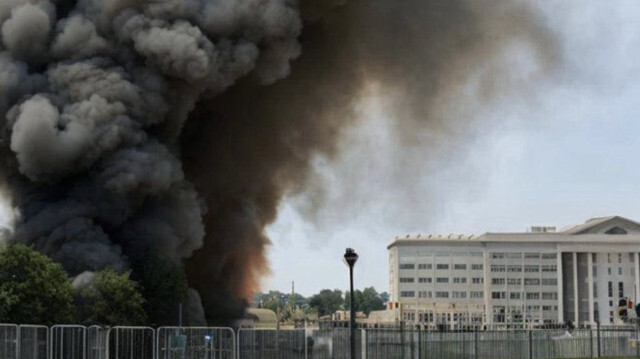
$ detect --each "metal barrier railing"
[0,323,638,359]
[105,326,154,359]
[157,327,235,359]
[50,325,86,359]
[87,326,106,359]
[238,328,307,359]
[599,327,638,358]
[0,324,18,359]
[308,327,358,359]
[361,327,640,359]
[18,325,48,359]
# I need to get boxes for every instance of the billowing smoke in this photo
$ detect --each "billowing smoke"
[0,0,558,324]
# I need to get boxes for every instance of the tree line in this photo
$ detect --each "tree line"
[0,242,390,326]
[0,243,176,326]
[254,287,389,319]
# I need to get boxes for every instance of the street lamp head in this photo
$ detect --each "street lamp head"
[344,247,358,267]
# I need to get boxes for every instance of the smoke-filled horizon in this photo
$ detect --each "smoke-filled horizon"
[0,0,558,323]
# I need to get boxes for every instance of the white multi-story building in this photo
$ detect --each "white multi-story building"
[388,216,640,327]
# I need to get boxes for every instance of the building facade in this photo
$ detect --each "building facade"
[388,216,640,328]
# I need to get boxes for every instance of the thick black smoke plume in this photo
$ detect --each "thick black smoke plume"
[0,0,558,324]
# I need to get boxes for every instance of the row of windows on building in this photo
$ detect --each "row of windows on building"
[408,312,485,323]
[401,263,635,276]
[399,252,632,265]
[399,281,630,301]
[491,278,558,286]
[490,292,558,300]
[493,305,558,313]
[491,252,557,260]
[399,290,559,300]
[399,263,483,270]
[401,307,560,323]
[399,277,483,284]
[398,263,558,272]
[600,252,634,264]
[400,290,484,298]
[408,251,485,258]
[493,305,558,314]
[398,277,559,286]
[490,265,557,273]
[573,281,629,300]
[605,281,626,298]
[406,312,557,324]
[594,266,635,276]
[492,306,558,323]
[400,266,635,285]
[399,251,559,259]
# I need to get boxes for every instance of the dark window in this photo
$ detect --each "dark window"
[491,291,506,299]
[606,227,627,235]
[619,282,624,298]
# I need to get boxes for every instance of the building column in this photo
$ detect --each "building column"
[573,252,579,324]
[483,249,490,324]
[557,250,564,323]
[635,253,640,305]
[588,253,594,324]
[414,262,419,325]
[521,255,527,326]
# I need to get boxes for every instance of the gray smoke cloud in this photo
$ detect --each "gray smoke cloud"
[182,0,559,320]
[0,0,302,324]
[0,0,559,324]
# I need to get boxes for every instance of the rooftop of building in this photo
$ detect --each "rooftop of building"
[388,215,640,249]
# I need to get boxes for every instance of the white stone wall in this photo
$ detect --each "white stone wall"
[591,252,638,324]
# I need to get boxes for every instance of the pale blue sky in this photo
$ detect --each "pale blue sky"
[264,1,640,296]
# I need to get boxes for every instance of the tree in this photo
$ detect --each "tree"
[379,292,390,305]
[254,290,309,321]
[131,256,188,326]
[345,287,386,315]
[75,269,146,326]
[360,287,386,315]
[257,290,286,313]
[0,243,75,325]
[287,292,307,310]
[309,289,344,317]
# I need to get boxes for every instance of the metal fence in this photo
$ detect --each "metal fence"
[0,324,17,359]
[238,328,307,359]
[50,325,85,359]
[105,326,154,359]
[87,326,106,359]
[1,324,640,359]
[362,327,640,359]
[157,327,235,359]
[19,325,48,359]
[308,328,363,359]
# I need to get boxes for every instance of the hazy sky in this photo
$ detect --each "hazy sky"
[263,1,640,296]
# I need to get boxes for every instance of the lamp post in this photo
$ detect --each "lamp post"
[344,248,358,359]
